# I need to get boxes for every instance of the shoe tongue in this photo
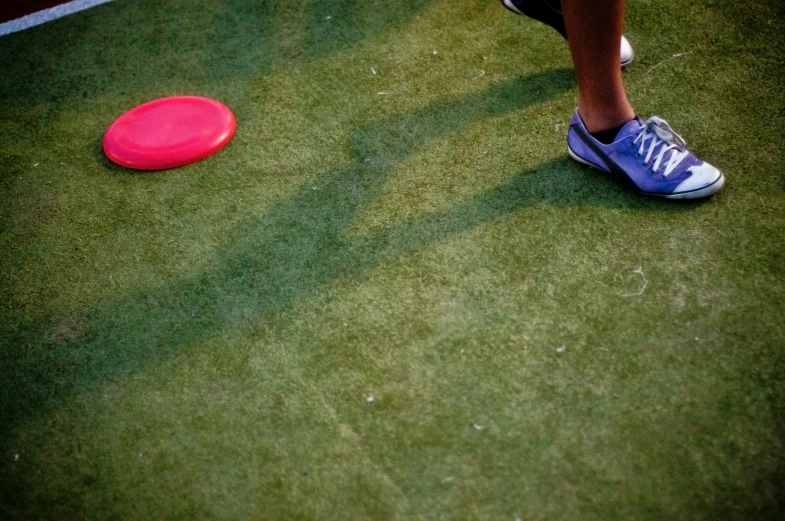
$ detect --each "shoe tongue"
[614,117,643,140]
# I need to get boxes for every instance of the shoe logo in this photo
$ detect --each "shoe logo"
[571,124,639,191]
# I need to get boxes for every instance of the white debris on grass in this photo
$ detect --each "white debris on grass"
[324,15,332,20]
[622,267,648,297]
[441,476,455,483]
[365,395,375,404]
[556,345,567,354]
[377,92,388,96]
[473,69,485,80]
[371,66,378,75]
[432,50,438,55]
[14,454,19,461]
[647,52,692,74]
[472,423,483,431]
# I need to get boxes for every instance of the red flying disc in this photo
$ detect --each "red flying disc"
[103,96,236,170]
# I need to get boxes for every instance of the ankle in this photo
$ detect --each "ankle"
[577,103,636,134]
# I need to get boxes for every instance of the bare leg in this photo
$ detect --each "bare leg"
[561,0,635,133]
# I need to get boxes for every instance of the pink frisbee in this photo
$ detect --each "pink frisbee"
[103,96,236,170]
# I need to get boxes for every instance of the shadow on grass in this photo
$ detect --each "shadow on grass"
[1,68,706,444]
[0,0,438,107]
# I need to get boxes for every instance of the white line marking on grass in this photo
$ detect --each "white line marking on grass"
[0,0,114,37]
[622,267,649,297]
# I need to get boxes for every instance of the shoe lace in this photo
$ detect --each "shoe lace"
[632,117,689,177]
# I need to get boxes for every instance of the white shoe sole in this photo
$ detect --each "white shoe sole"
[502,0,526,16]
[664,174,725,199]
[620,35,635,67]
[568,145,725,199]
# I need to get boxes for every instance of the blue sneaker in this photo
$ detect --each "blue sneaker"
[501,0,567,38]
[501,0,635,67]
[567,110,725,199]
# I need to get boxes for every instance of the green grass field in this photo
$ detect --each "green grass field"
[1,0,784,519]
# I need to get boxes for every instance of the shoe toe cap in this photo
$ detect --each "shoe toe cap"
[620,36,635,66]
[672,162,725,197]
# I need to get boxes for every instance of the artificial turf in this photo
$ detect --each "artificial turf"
[1,0,784,519]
